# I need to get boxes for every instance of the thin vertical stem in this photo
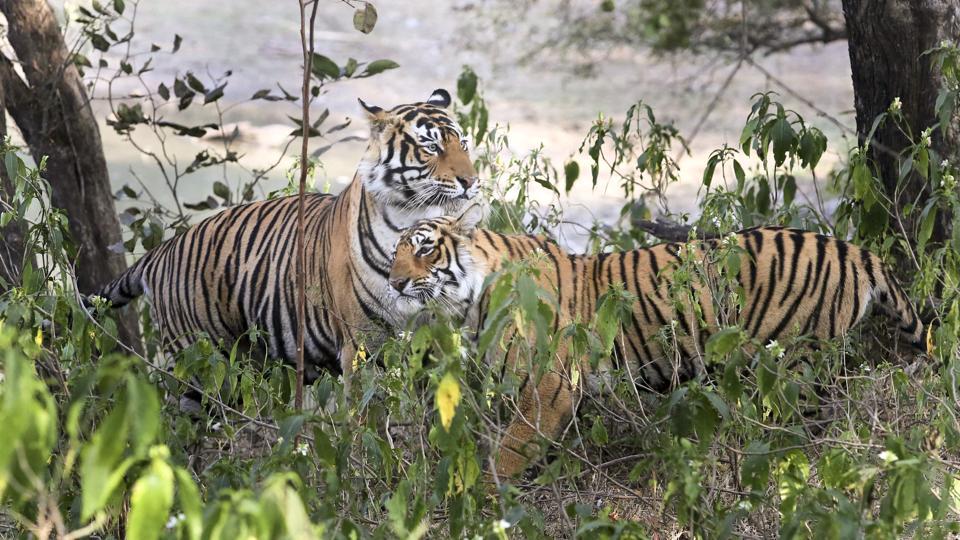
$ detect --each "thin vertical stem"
[296,0,319,414]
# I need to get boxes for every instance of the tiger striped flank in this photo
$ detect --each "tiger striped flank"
[388,214,924,479]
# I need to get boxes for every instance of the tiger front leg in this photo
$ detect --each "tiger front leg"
[491,370,576,483]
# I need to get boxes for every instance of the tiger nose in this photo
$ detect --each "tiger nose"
[457,176,478,189]
[389,277,409,293]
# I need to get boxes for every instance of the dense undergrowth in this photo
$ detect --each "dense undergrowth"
[2,41,960,538]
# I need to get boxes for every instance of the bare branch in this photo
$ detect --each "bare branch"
[630,217,720,241]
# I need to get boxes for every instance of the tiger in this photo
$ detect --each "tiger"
[387,210,925,480]
[92,89,481,385]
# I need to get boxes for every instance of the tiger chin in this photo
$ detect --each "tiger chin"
[90,89,482,391]
[387,211,926,482]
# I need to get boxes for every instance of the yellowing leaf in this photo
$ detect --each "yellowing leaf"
[436,373,461,431]
[352,344,367,373]
[927,325,935,356]
[34,327,42,347]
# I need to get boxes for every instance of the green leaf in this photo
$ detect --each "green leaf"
[173,34,183,53]
[81,399,132,519]
[360,59,399,78]
[740,441,771,492]
[702,153,719,188]
[589,417,609,445]
[89,33,110,52]
[113,0,125,13]
[213,181,231,200]
[798,128,826,169]
[563,160,580,193]
[385,480,410,536]
[127,378,160,455]
[706,327,741,358]
[310,53,340,80]
[917,200,938,251]
[173,467,203,540]
[457,67,478,105]
[916,147,929,179]
[936,89,957,131]
[733,160,746,189]
[782,175,797,207]
[740,118,758,155]
[770,117,796,166]
[157,82,170,100]
[0,346,57,506]
[186,73,206,93]
[127,458,175,540]
[204,83,226,104]
[352,2,378,34]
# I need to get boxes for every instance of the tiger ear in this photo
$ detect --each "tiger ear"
[426,89,451,108]
[358,98,388,132]
[454,203,485,234]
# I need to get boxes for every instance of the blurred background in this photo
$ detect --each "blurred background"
[35,0,856,249]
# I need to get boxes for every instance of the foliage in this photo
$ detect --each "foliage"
[2,6,960,538]
[463,0,847,74]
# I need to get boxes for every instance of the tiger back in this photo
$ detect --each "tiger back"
[93,89,481,383]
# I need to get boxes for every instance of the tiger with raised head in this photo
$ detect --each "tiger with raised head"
[93,89,480,382]
[387,211,924,479]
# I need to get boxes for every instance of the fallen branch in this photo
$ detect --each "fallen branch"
[631,217,721,242]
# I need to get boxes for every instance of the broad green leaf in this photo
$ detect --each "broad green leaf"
[80,398,132,519]
[360,59,399,78]
[702,153,719,188]
[798,128,826,169]
[706,327,741,358]
[174,467,203,540]
[0,343,57,506]
[589,417,609,445]
[917,200,938,251]
[128,378,160,455]
[213,181,230,200]
[127,457,175,540]
[457,67,478,105]
[564,160,580,193]
[782,175,797,207]
[770,117,796,166]
[310,53,340,80]
[740,440,771,492]
[352,2,378,34]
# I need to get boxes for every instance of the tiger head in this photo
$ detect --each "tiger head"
[388,205,485,318]
[358,89,480,213]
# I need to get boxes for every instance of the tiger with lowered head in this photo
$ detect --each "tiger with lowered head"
[93,89,480,383]
[387,210,924,480]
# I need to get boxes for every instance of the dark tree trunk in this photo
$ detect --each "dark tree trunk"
[842,0,960,249]
[0,0,142,351]
[0,81,25,290]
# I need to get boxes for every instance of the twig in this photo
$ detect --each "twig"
[295,0,319,420]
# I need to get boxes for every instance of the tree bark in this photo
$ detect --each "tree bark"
[0,79,25,290]
[0,0,142,351]
[842,0,960,248]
